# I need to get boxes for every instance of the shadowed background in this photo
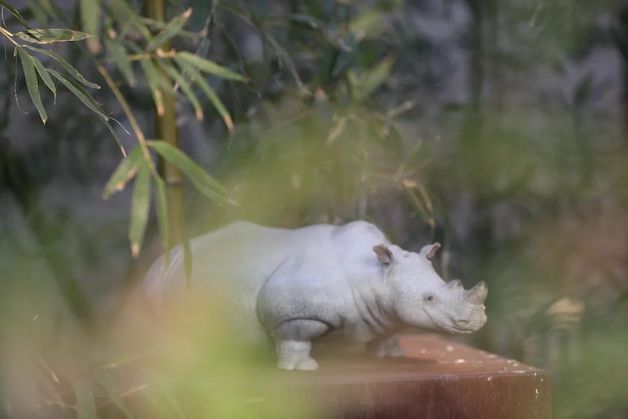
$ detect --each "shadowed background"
[1,0,628,418]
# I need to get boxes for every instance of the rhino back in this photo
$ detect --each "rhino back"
[144,221,291,301]
[144,221,390,338]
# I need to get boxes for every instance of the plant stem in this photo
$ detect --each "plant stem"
[96,64,158,173]
[0,26,20,46]
[146,0,185,252]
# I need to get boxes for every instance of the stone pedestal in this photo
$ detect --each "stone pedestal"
[277,334,551,419]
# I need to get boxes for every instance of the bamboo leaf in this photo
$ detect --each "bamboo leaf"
[0,0,32,29]
[30,54,56,102]
[109,0,151,41]
[103,147,143,199]
[17,47,47,124]
[174,58,234,131]
[27,0,48,26]
[80,0,100,37]
[104,38,135,86]
[361,55,395,98]
[154,176,170,263]
[24,45,100,89]
[31,0,59,22]
[102,117,127,157]
[129,163,151,257]
[47,69,108,120]
[162,62,203,121]
[175,51,247,82]
[148,141,231,205]
[16,28,91,44]
[139,59,170,116]
[74,380,99,419]
[146,8,192,51]
[348,9,386,39]
[47,69,124,154]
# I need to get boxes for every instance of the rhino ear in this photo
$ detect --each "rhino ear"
[420,242,441,260]
[373,244,393,265]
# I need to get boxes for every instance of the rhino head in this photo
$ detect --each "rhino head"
[373,243,487,334]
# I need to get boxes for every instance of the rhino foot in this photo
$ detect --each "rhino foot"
[367,335,405,358]
[296,358,319,370]
[276,340,320,371]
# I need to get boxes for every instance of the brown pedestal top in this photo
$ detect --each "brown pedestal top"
[272,334,551,419]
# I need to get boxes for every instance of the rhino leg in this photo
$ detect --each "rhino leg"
[366,334,405,358]
[273,319,330,371]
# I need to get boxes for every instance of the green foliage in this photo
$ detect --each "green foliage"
[148,141,230,205]
[79,0,100,41]
[154,176,170,259]
[146,8,192,51]
[129,163,151,257]
[24,45,101,89]
[0,0,32,29]
[17,46,47,123]
[16,28,91,44]
[1,0,250,256]
[174,51,247,82]
[2,1,628,418]
[103,147,143,199]
[173,56,234,130]
[104,38,135,85]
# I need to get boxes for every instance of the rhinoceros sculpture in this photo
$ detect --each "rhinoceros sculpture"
[144,221,487,370]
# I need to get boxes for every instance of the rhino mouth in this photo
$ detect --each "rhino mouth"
[422,308,474,334]
[450,324,475,333]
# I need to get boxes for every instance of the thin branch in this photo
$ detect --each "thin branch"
[96,64,157,176]
[128,48,177,61]
[0,26,19,46]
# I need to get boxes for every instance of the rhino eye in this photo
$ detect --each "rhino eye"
[424,294,435,302]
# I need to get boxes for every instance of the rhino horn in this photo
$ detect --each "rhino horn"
[464,281,488,304]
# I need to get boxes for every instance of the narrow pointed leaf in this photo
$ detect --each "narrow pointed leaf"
[24,45,100,89]
[17,47,47,124]
[101,117,127,157]
[129,163,151,257]
[139,59,169,115]
[16,28,91,44]
[47,69,108,120]
[175,58,233,131]
[103,147,143,198]
[104,38,135,86]
[162,62,203,120]
[0,0,32,29]
[175,51,247,82]
[110,0,151,41]
[360,55,395,99]
[29,2,46,26]
[146,8,192,51]
[80,0,100,37]
[148,141,230,204]
[31,55,56,102]
[154,176,170,263]
[37,0,60,21]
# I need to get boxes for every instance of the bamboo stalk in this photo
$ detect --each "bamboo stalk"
[146,0,185,254]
